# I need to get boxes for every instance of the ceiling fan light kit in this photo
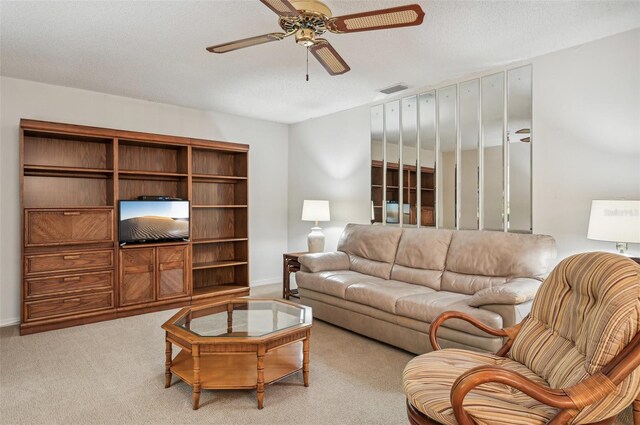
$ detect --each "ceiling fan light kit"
[206,0,425,76]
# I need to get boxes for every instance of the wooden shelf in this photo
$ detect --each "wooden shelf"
[192,174,247,181]
[192,205,247,209]
[192,260,248,270]
[191,285,248,300]
[119,170,188,179]
[24,165,114,179]
[192,238,248,245]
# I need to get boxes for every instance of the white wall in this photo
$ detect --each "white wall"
[287,29,640,260]
[288,105,371,252]
[532,29,640,258]
[0,77,289,325]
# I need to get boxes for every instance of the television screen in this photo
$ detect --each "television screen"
[119,200,190,243]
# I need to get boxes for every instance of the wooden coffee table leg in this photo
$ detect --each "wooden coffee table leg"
[165,336,172,388]
[193,346,201,410]
[303,335,310,387]
[257,345,266,409]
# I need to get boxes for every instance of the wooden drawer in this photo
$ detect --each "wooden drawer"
[25,291,114,322]
[25,209,113,247]
[26,271,113,299]
[25,250,114,275]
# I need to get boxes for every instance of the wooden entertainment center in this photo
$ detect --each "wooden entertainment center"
[19,119,250,335]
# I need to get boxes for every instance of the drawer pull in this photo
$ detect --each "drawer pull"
[62,212,81,216]
[63,298,81,303]
[63,255,81,260]
[63,276,81,282]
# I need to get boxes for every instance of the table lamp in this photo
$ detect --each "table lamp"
[587,200,640,254]
[302,200,330,253]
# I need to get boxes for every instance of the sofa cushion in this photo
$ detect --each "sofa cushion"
[441,231,556,294]
[337,224,403,279]
[390,228,453,290]
[344,280,434,314]
[468,278,542,307]
[295,270,372,299]
[403,349,556,425]
[395,291,504,334]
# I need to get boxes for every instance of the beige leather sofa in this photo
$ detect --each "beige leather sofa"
[296,224,556,354]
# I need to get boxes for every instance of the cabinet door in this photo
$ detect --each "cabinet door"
[157,245,189,300]
[119,248,155,306]
[26,209,113,247]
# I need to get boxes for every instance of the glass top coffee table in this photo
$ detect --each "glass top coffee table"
[161,298,312,410]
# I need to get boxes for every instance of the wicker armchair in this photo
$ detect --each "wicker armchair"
[403,252,640,425]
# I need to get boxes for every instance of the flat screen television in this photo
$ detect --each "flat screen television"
[118,200,190,244]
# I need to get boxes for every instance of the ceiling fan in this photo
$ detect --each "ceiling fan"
[206,0,425,76]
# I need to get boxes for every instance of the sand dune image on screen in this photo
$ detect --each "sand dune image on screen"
[120,216,189,241]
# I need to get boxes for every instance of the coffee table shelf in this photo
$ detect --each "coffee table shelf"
[170,342,303,389]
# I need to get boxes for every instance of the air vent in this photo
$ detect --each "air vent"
[379,84,409,95]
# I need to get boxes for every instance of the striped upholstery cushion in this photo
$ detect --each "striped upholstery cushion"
[403,349,558,424]
[509,252,640,423]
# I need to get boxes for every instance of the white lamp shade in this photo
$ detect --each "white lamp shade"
[587,200,640,243]
[302,200,330,222]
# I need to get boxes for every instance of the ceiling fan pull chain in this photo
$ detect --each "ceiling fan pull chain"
[306,46,309,81]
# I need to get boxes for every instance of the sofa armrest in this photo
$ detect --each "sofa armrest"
[299,251,350,273]
[468,278,542,307]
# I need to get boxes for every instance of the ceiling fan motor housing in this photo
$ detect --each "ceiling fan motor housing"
[295,28,316,46]
[280,0,332,46]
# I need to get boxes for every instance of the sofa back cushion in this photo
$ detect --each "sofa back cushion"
[337,224,403,279]
[390,228,453,290]
[441,230,556,294]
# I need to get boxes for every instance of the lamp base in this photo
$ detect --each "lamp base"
[616,242,628,255]
[307,227,325,253]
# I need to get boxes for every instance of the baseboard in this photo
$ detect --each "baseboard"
[250,277,281,287]
[0,317,20,328]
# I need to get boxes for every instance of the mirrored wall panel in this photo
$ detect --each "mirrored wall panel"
[438,85,457,229]
[481,72,505,230]
[370,64,532,232]
[418,91,436,226]
[459,79,480,230]
[371,104,384,223]
[507,65,532,233]
[401,96,418,225]
[385,101,401,224]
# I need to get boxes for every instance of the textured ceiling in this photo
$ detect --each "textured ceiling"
[1,1,639,124]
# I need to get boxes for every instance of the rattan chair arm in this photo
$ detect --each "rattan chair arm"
[429,311,509,351]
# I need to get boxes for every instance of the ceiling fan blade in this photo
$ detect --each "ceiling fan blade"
[310,39,350,76]
[326,4,425,34]
[206,33,286,53]
[259,0,300,17]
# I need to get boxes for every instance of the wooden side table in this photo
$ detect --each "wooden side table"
[283,252,307,299]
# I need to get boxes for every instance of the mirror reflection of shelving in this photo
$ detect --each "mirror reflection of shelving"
[370,64,532,232]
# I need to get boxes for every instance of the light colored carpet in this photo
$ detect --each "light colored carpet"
[0,284,633,424]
